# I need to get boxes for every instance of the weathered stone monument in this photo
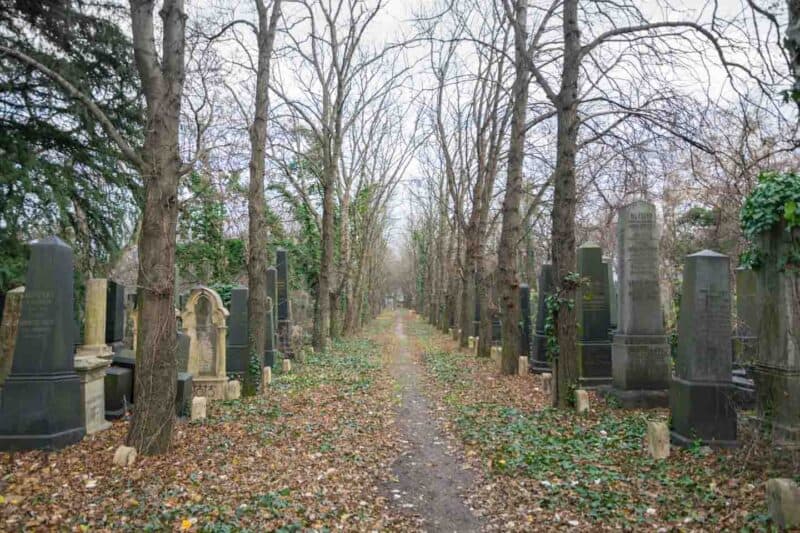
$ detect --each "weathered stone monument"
[0,237,85,450]
[670,250,737,447]
[576,243,612,386]
[226,285,249,376]
[276,249,292,356]
[530,264,553,373]
[609,200,670,407]
[0,287,24,388]
[105,280,125,354]
[752,221,799,447]
[76,279,113,359]
[520,284,531,362]
[182,286,229,400]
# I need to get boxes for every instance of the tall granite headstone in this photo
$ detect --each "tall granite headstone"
[520,284,531,360]
[670,250,737,447]
[753,221,800,446]
[530,264,553,373]
[577,243,612,386]
[276,249,292,356]
[226,285,249,376]
[105,280,125,354]
[0,237,85,450]
[265,297,277,367]
[609,200,670,407]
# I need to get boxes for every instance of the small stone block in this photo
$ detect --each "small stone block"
[766,478,800,530]
[645,421,670,460]
[225,380,241,400]
[262,366,272,390]
[575,389,590,413]
[518,357,528,376]
[473,337,479,355]
[282,359,291,373]
[468,336,475,349]
[113,445,137,467]
[191,397,207,421]
[542,373,553,395]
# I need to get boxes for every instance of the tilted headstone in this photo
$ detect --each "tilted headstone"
[609,201,670,407]
[276,249,292,356]
[519,284,531,359]
[752,221,800,446]
[105,280,125,354]
[670,250,737,447]
[0,287,24,389]
[226,285,249,376]
[530,264,553,373]
[576,243,612,386]
[264,296,277,368]
[182,286,229,400]
[0,237,85,450]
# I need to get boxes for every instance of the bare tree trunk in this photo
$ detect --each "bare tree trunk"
[245,0,282,396]
[551,0,580,407]
[313,175,335,352]
[497,0,529,375]
[126,0,186,454]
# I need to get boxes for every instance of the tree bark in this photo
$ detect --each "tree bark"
[313,173,335,352]
[245,0,282,396]
[497,0,530,375]
[551,0,581,407]
[126,0,186,455]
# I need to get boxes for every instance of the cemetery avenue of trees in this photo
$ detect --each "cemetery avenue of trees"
[0,0,799,530]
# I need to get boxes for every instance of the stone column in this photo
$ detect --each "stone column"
[670,250,737,447]
[519,284,531,359]
[530,264,553,373]
[76,278,112,359]
[577,243,612,386]
[609,200,670,407]
[753,222,800,447]
[265,296,277,368]
[0,237,85,450]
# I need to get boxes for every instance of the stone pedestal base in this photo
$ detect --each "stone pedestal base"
[754,364,800,448]
[670,376,737,448]
[76,344,112,359]
[0,371,85,451]
[609,334,669,407]
[578,341,612,387]
[530,333,550,373]
[75,357,111,434]
[193,377,227,401]
[104,366,133,419]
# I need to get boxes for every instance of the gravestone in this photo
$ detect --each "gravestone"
[176,372,193,417]
[104,366,132,419]
[265,296,277,367]
[0,237,85,450]
[76,278,113,359]
[608,200,670,407]
[176,330,191,373]
[752,221,800,446]
[276,249,292,356]
[226,285,249,376]
[105,281,125,354]
[576,243,612,386]
[605,260,618,331]
[0,287,24,388]
[520,284,531,360]
[182,286,229,400]
[530,264,553,373]
[670,250,737,448]
[491,310,501,346]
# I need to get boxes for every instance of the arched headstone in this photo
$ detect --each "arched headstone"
[182,286,229,400]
